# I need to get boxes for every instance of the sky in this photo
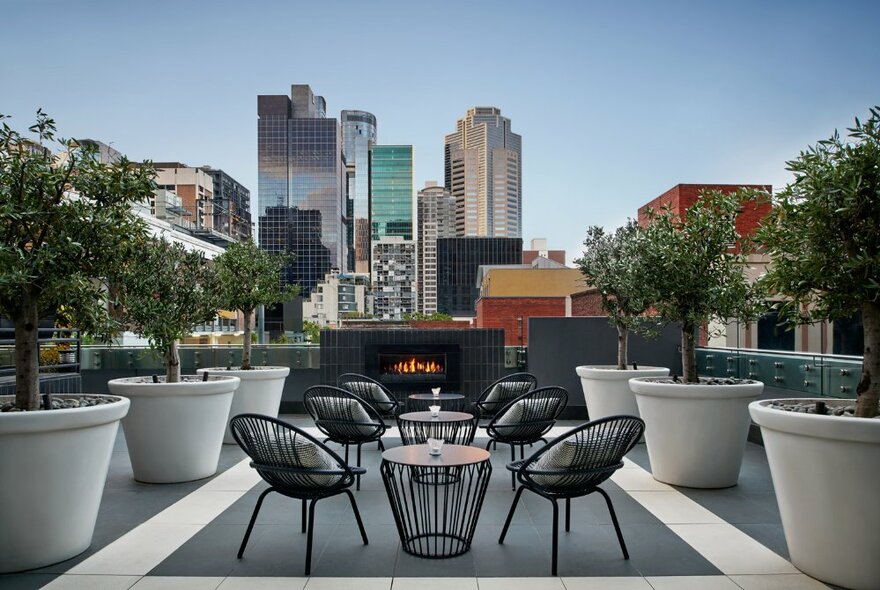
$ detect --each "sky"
[2,0,879,263]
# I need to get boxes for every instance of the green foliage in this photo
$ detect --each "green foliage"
[271,332,289,344]
[640,189,764,381]
[213,240,298,314]
[113,238,219,379]
[302,320,321,343]
[404,312,453,321]
[0,111,155,408]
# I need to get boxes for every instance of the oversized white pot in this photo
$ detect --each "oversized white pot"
[750,399,880,590]
[630,377,763,488]
[197,366,290,444]
[0,395,129,573]
[108,375,238,483]
[576,365,669,420]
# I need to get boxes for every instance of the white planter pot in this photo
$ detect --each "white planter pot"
[630,377,763,488]
[750,399,880,590]
[576,365,669,420]
[0,395,129,573]
[108,376,238,484]
[197,366,290,444]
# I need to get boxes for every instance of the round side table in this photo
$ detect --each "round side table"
[381,444,492,558]
[397,411,478,446]
[407,392,466,412]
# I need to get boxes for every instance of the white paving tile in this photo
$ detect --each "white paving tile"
[130,578,224,590]
[217,578,308,590]
[392,578,478,590]
[150,491,247,525]
[610,469,673,491]
[477,577,565,590]
[562,576,654,589]
[668,524,799,575]
[627,492,725,524]
[40,575,141,589]
[729,573,830,589]
[620,457,642,470]
[646,576,741,590]
[68,524,202,576]
[199,459,261,492]
[304,578,392,590]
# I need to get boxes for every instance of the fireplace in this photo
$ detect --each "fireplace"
[365,344,460,393]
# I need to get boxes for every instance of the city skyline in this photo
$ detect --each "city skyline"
[2,0,878,263]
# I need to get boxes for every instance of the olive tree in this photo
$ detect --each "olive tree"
[114,238,219,382]
[756,107,880,418]
[0,111,154,410]
[212,240,298,369]
[574,220,657,369]
[641,189,764,383]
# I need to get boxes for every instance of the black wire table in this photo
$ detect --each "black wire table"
[381,444,492,558]
[397,411,479,446]
[406,392,466,412]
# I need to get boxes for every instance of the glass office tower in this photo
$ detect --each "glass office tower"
[370,145,413,240]
[257,85,346,296]
[341,110,377,274]
[436,237,522,316]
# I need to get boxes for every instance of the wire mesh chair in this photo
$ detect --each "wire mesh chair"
[472,372,538,421]
[485,385,568,489]
[499,415,645,575]
[229,414,369,576]
[337,373,402,422]
[304,385,386,490]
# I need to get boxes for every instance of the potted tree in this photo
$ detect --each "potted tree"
[574,221,668,423]
[750,107,880,590]
[0,112,154,571]
[629,188,765,488]
[108,238,240,483]
[200,239,298,443]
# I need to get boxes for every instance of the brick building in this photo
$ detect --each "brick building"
[476,297,568,345]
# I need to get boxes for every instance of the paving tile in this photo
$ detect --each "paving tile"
[477,577,565,590]
[613,524,721,578]
[304,578,392,590]
[39,574,141,589]
[391,577,478,590]
[610,470,673,492]
[532,524,641,577]
[731,524,789,560]
[146,523,244,577]
[227,524,338,577]
[728,573,830,589]
[561,577,653,590]
[627,492,725,524]
[150,491,247,525]
[667,524,798,575]
[312,523,396,577]
[674,489,781,525]
[216,577,308,590]
[68,524,203,576]
[198,460,261,492]
[129,577,224,590]
[0,574,57,590]
[646,576,741,589]
[471,525,551,577]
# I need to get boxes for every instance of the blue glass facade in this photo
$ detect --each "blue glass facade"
[436,237,522,316]
[341,110,377,274]
[370,145,413,240]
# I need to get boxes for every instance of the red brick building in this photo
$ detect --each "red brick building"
[475,296,568,345]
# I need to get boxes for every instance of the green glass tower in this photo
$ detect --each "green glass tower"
[370,145,413,240]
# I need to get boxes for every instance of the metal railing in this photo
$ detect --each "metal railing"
[0,328,82,396]
[79,344,320,373]
[696,346,862,399]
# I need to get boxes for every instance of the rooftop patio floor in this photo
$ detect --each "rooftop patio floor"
[1,417,835,590]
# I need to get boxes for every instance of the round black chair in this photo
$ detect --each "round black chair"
[472,372,538,421]
[337,373,402,422]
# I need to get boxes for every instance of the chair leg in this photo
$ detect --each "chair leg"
[499,485,526,544]
[304,498,318,575]
[344,444,350,464]
[485,438,493,451]
[519,444,524,460]
[565,498,571,532]
[510,444,516,490]
[551,498,560,576]
[238,487,272,558]
[356,443,363,491]
[378,438,385,451]
[301,499,306,533]
[597,487,629,559]
[343,489,369,545]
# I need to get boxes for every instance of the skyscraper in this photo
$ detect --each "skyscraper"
[417,181,456,314]
[444,107,522,238]
[341,110,377,274]
[257,85,346,296]
[370,144,414,240]
[436,237,522,317]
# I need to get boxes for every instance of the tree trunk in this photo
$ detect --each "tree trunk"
[242,308,252,370]
[856,301,880,418]
[617,323,628,370]
[14,300,41,410]
[682,322,698,383]
[165,340,181,383]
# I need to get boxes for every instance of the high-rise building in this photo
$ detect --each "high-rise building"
[417,181,456,314]
[444,107,521,238]
[372,236,417,320]
[436,237,522,317]
[302,270,373,328]
[341,111,377,274]
[257,84,346,295]
[201,166,253,242]
[370,145,413,241]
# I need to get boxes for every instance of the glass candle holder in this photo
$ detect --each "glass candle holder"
[431,387,441,398]
[429,405,441,417]
[427,438,444,455]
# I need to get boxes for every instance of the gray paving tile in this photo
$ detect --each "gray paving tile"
[732,524,790,561]
[312,524,397,577]
[147,523,241,577]
[228,523,337,577]
[0,573,58,589]
[471,525,551,577]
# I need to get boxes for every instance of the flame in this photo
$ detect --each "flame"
[386,358,444,375]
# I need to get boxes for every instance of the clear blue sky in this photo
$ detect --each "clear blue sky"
[2,0,878,262]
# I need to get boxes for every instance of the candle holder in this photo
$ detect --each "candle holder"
[431,387,441,398]
[427,438,444,455]
[429,404,441,418]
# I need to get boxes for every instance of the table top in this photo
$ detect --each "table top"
[398,411,475,423]
[382,444,490,467]
[408,392,465,401]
